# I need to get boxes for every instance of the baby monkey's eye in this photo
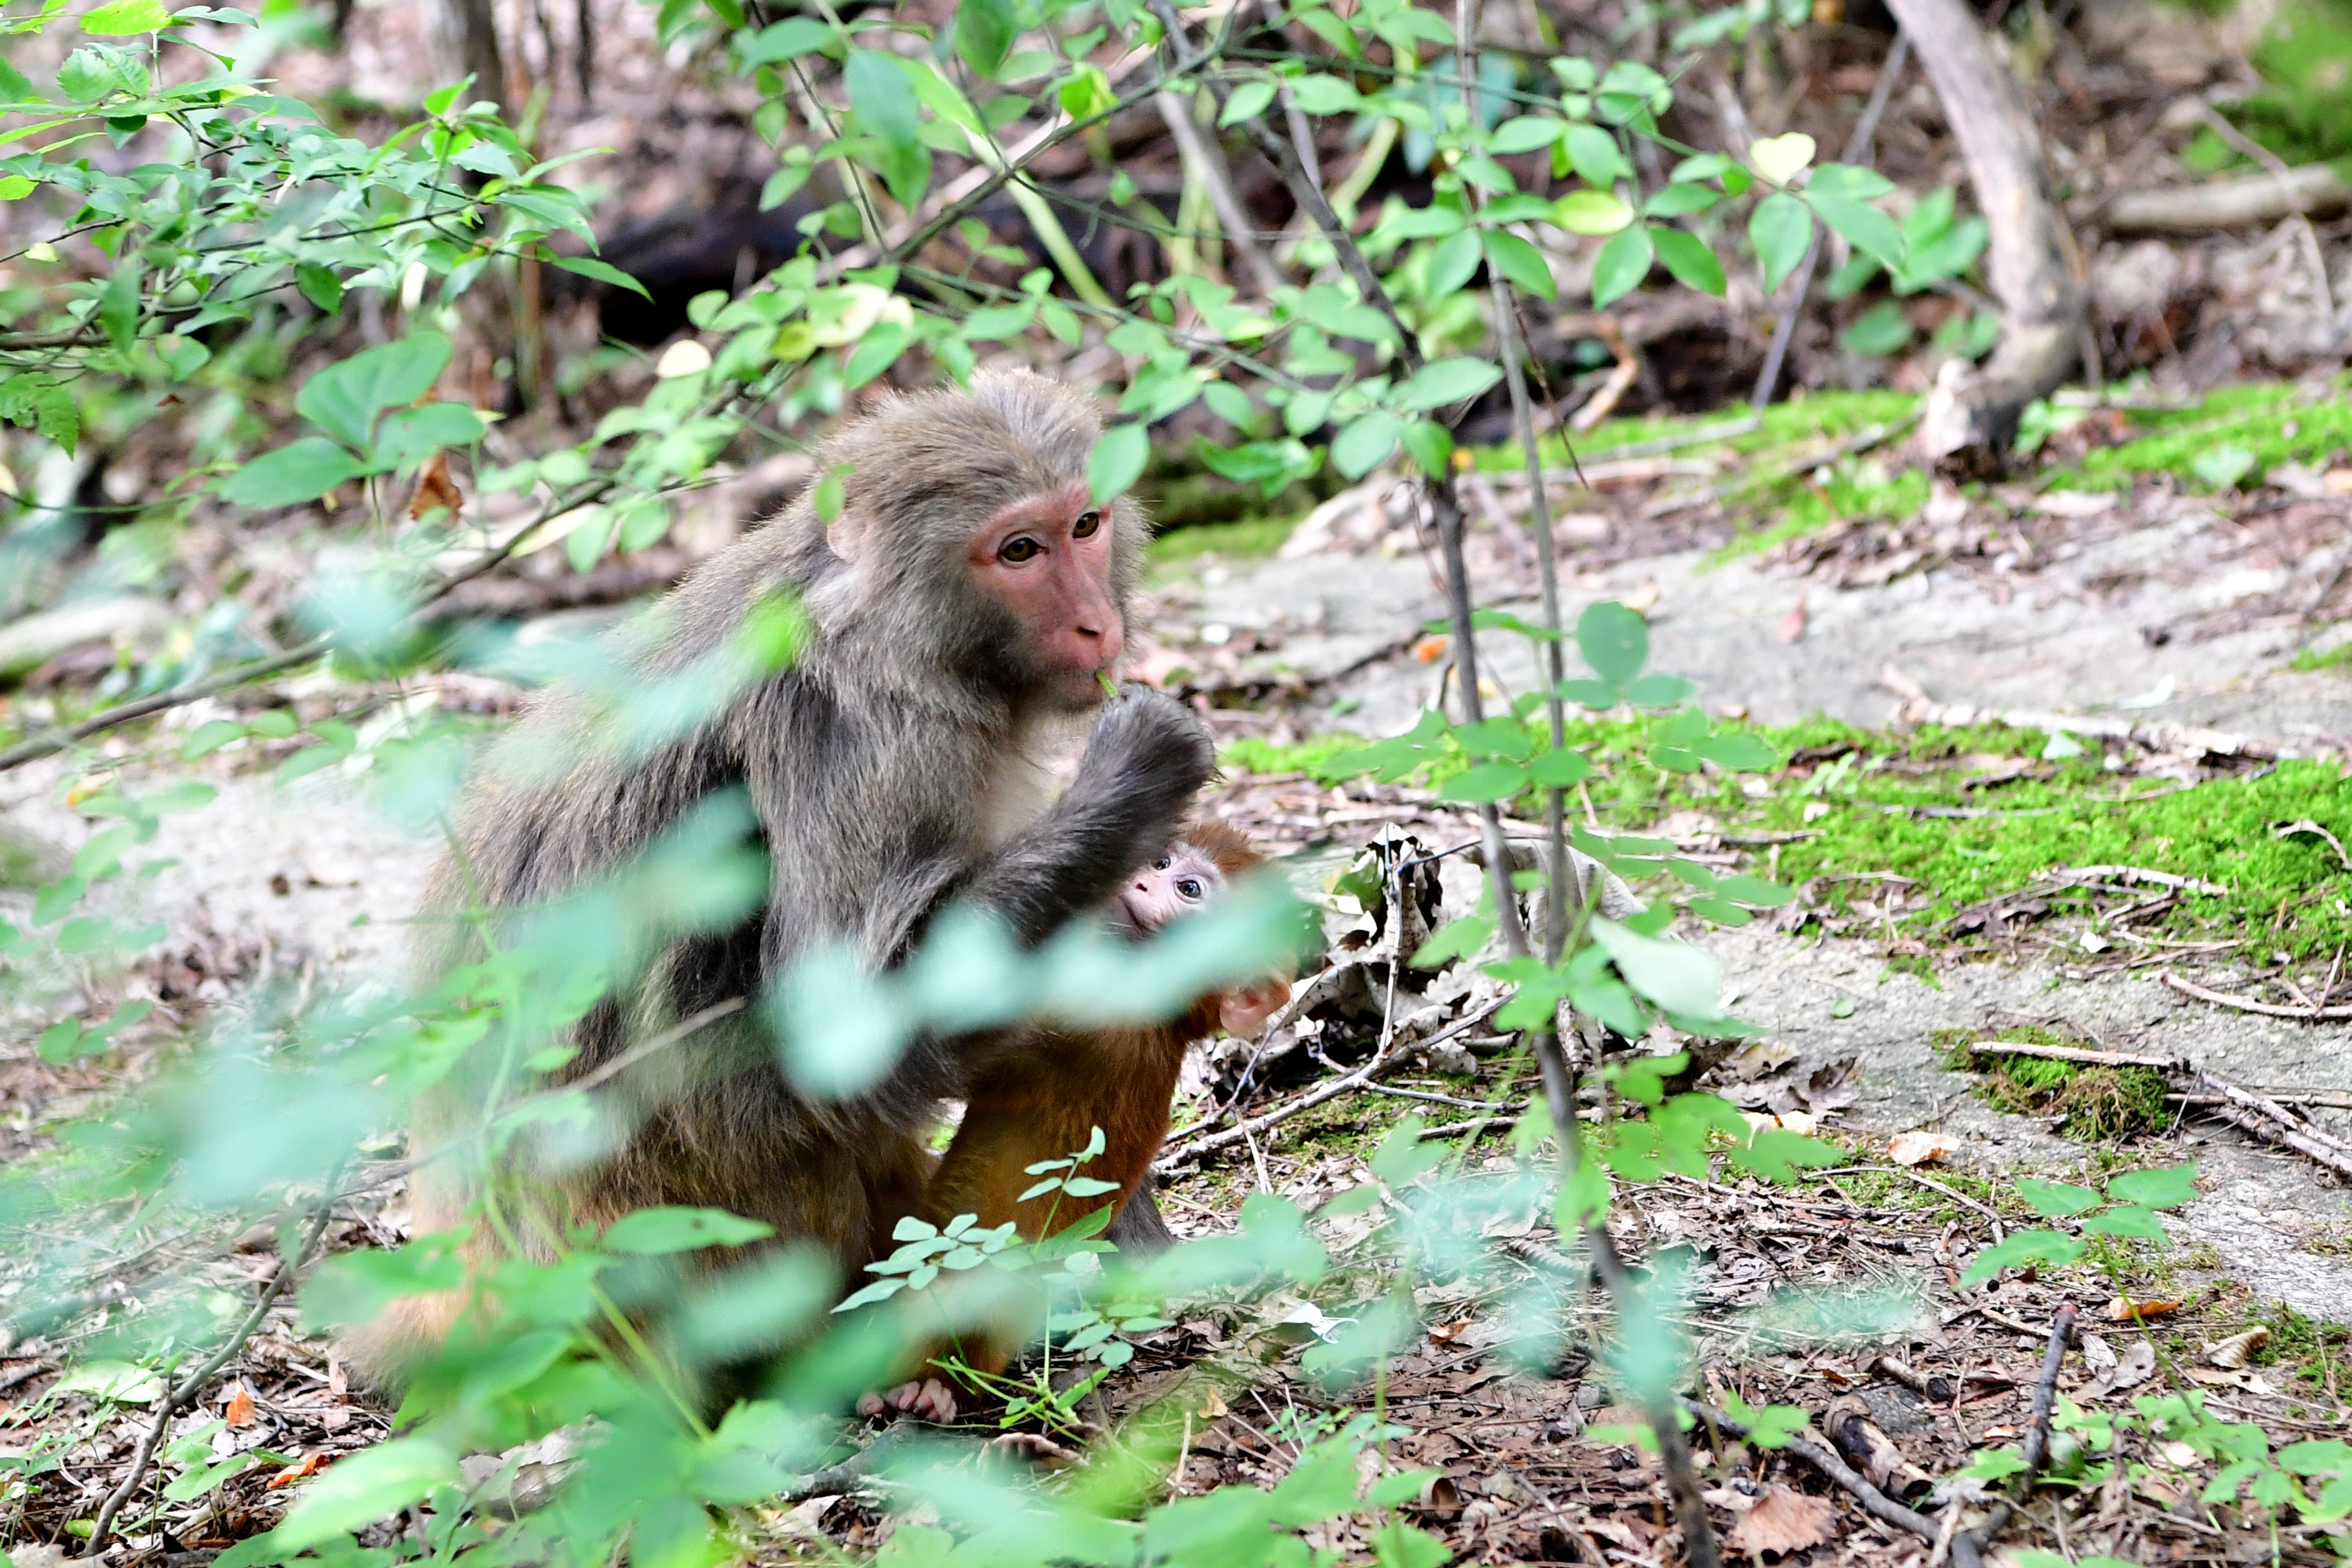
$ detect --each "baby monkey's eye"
[1155,856,1171,870]
[999,535,1041,563]
[1072,509,1102,538]
[1176,878,1203,899]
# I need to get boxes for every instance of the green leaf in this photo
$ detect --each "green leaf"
[953,0,1015,76]
[1490,114,1567,154]
[296,332,451,449]
[1591,916,1721,1017]
[1436,762,1532,803]
[2191,444,2256,491]
[1643,182,1718,217]
[294,262,343,314]
[1839,300,1913,356]
[548,253,651,299]
[98,252,139,351]
[2079,1206,2169,1241]
[38,1018,84,1064]
[1958,1229,2085,1287]
[1424,227,1483,301]
[738,15,832,62]
[1563,123,1629,185]
[1332,412,1403,479]
[1649,227,1724,295]
[846,50,928,209]
[1591,224,1652,307]
[1576,599,1648,686]
[1528,747,1593,787]
[1625,672,1697,708]
[370,401,483,470]
[1088,422,1148,504]
[2104,1163,2198,1209]
[604,1206,778,1254]
[1553,188,1633,234]
[1749,191,1813,292]
[274,1436,460,1549]
[223,437,362,507]
[1693,729,1779,771]
[1219,79,1276,127]
[1395,356,1502,411]
[1411,913,1493,967]
[1398,419,1453,476]
[0,59,31,100]
[1483,231,1555,299]
[2015,1178,2101,1217]
[1805,191,1905,272]
[82,0,173,34]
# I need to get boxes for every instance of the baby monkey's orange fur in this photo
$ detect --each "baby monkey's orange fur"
[920,821,1288,1371]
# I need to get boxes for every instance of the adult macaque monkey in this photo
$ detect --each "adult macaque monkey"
[356,372,1213,1402]
[877,823,1288,1401]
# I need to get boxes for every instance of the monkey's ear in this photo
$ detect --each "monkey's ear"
[824,507,875,564]
[1219,976,1291,1039]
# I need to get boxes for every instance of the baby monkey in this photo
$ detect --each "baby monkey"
[868,823,1287,1414]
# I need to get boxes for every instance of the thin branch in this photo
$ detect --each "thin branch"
[1749,33,1910,411]
[1959,1301,2076,1561]
[1153,1003,1504,1170]
[0,640,329,774]
[1683,1397,1976,1568]
[1154,90,1286,296]
[84,1193,341,1556]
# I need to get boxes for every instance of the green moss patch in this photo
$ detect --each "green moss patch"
[1149,516,1301,567]
[1938,1029,2171,1141]
[2046,379,2352,493]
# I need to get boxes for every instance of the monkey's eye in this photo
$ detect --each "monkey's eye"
[1176,878,1203,899]
[1072,509,1103,539]
[999,535,1042,563]
[1154,856,1171,870]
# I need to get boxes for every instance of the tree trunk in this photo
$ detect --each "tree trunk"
[432,0,506,111]
[1883,0,2084,462]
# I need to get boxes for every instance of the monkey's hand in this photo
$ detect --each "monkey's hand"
[1068,686,1215,827]
[964,689,1212,947]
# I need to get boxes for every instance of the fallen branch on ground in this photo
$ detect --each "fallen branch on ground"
[1963,1040,2179,1070]
[1683,1396,1979,1568]
[1961,1302,2076,1561]
[2106,163,2352,234]
[2162,971,2352,1021]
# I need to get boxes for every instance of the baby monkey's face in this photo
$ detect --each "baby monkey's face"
[1116,844,1225,935]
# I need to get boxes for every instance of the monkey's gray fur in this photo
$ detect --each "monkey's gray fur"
[363,371,1212,1382]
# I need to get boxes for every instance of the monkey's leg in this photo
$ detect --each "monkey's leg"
[1104,1187,1178,1254]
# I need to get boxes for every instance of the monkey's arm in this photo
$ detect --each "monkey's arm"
[959,689,1214,946]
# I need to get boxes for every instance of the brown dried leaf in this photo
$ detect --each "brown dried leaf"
[2105,1296,2180,1322]
[265,1452,328,1489]
[2204,1327,2269,1369]
[408,452,463,521]
[224,1385,255,1427]
[1729,1484,1838,1559]
[1776,602,1807,643]
[1887,1131,1954,1167]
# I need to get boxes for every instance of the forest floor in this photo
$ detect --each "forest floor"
[6,391,2352,1566]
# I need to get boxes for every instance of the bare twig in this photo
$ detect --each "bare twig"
[1962,1039,2179,1070]
[1683,1396,1977,1568]
[84,1194,341,1555]
[1154,1003,1503,1171]
[1154,91,1286,296]
[2162,971,2352,1021]
[1959,1302,2076,1561]
[1749,34,1911,411]
[0,639,329,773]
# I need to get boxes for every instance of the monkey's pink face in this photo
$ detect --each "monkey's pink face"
[967,480,1123,707]
[1118,849,1223,935]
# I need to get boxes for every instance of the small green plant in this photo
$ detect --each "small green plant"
[1961,1164,2199,1288]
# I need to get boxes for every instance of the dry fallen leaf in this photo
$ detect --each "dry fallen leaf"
[1197,1387,1228,1419]
[2324,467,2352,496]
[1428,1317,1475,1346]
[1729,1484,1838,1559]
[224,1385,255,1427]
[2106,1296,2180,1322]
[1621,580,1662,616]
[408,451,464,520]
[2204,1326,2269,1368]
[1887,1131,1954,1167]
[1776,602,1807,643]
[1413,634,1449,664]
[265,1453,329,1489]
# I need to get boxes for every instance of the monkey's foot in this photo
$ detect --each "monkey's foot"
[857,1378,957,1424]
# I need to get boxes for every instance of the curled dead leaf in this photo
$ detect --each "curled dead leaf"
[1621,580,1661,616]
[2105,1296,2180,1322]
[1413,634,1449,664]
[408,451,463,520]
[1886,1131,1954,1167]
[1728,1484,1838,1559]
[223,1385,254,1427]
[264,1452,329,1489]
[2204,1326,2268,1369]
